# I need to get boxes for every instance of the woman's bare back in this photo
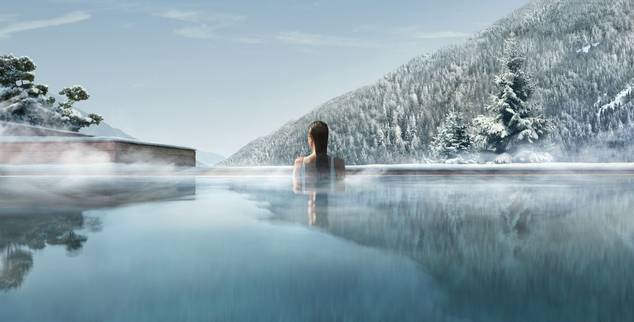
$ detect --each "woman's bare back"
[293,154,345,179]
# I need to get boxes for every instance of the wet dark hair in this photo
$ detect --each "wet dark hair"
[308,121,329,155]
[308,121,330,172]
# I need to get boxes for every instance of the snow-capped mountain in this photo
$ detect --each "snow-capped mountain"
[223,0,634,166]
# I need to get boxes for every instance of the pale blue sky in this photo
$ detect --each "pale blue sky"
[1,0,529,155]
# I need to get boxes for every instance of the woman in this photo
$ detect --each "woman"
[293,121,345,190]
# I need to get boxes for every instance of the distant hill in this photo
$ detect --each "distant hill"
[196,151,225,167]
[80,122,135,139]
[224,0,634,165]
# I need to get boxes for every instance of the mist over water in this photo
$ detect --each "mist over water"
[1,175,633,322]
[234,175,634,321]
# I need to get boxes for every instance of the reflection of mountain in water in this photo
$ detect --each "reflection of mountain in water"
[231,177,634,322]
[0,177,196,291]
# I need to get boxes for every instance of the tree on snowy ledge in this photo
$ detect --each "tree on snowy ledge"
[0,54,102,132]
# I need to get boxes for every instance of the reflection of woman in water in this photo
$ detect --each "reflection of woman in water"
[307,191,330,227]
[293,121,345,189]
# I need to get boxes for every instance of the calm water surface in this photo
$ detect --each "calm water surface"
[0,175,633,322]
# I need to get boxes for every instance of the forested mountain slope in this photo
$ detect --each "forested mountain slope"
[225,0,634,165]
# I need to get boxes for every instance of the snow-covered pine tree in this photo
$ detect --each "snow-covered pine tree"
[430,111,471,159]
[0,54,102,131]
[0,55,57,126]
[57,86,103,131]
[473,37,549,154]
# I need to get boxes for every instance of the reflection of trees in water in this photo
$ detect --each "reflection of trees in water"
[0,211,96,291]
[0,177,196,292]
[0,211,93,251]
[233,177,634,322]
[0,248,33,290]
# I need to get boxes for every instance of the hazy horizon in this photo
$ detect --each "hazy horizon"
[2,0,529,156]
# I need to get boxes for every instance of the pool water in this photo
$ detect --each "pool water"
[1,175,633,322]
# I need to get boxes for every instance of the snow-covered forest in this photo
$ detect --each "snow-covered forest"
[0,55,102,131]
[224,0,634,165]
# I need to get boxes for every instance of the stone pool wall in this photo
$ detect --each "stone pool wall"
[0,138,196,167]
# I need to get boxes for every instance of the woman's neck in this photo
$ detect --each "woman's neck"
[306,151,327,162]
[310,151,327,157]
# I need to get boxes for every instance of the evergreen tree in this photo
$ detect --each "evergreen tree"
[474,37,549,153]
[0,55,57,125]
[0,54,102,131]
[57,86,103,131]
[430,111,471,159]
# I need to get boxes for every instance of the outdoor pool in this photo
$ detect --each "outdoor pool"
[1,174,633,322]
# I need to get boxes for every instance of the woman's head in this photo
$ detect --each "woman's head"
[308,121,329,154]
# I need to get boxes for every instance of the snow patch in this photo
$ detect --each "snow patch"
[597,84,633,119]
[494,153,513,164]
[512,150,554,163]
[576,45,591,53]
[576,42,599,54]
[443,157,478,164]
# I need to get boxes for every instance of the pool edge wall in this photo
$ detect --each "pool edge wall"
[0,139,196,167]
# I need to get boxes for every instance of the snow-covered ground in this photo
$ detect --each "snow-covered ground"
[349,162,634,173]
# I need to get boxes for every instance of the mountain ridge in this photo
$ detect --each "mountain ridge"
[80,122,135,139]
[224,0,634,165]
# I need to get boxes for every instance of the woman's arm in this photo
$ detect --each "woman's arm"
[292,157,304,192]
[292,157,304,178]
